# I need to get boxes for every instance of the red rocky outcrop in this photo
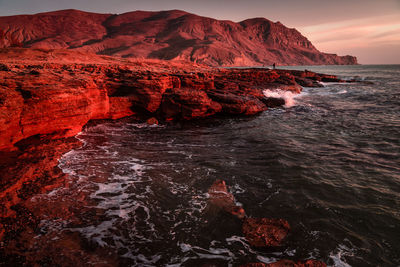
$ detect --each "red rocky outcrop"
[0,48,347,151]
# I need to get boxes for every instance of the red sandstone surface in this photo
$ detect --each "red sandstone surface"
[0,9,357,66]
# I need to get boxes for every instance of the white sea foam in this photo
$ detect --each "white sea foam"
[319,82,353,86]
[263,89,298,108]
[232,183,246,194]
[178,242,234,260]
[329,244,355,267]
[256,255,279,264]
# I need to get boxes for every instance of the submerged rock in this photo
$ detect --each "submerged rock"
[146,117,158,125]
[207,179,246,219]
[242,217,290,247]
[261,97,286,108]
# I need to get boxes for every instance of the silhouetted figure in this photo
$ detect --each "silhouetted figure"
[273,63,276,69]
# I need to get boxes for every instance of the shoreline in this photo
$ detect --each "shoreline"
[0,48,356,266]
[0,48,352,151]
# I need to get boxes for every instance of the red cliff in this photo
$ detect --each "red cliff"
[0,9,357,66]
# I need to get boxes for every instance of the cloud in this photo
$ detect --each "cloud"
[299,14,400,63]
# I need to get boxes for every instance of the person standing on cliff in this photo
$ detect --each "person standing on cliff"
[273,63,276,69]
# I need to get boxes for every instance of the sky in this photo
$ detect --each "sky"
[0,0,399,64]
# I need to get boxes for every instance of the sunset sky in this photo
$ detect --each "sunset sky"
[0,0,399,64]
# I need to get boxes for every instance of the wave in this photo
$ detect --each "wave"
[329,243,354,267]
[263,89,299,108]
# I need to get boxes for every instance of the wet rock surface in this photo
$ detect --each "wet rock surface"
[242,218,290,247]
[207,179,246,219]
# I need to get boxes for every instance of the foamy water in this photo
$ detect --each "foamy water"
[262,89,298,107]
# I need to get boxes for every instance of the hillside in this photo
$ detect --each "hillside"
[0,9,357,66]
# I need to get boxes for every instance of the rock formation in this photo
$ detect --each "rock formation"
[0,48,348,151]
[0,9,357,66]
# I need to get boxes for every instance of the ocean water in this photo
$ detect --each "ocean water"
[42,65,399,266]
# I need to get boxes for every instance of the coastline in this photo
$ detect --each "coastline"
[0,48,354,152]
[0,48,358,266]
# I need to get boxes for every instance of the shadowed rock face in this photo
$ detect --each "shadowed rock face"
[0,9,357,66]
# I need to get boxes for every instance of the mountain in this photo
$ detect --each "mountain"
[0,9,357,66]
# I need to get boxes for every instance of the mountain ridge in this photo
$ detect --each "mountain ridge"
[0,9,357,66]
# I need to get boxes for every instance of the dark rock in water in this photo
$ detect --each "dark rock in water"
[242,217,290,247]
[295,77,323,88]
[320,77,343,83]
[241,259,327,267]
[146,117,158,125]
[262,97,286,108]
[207,180,246,219]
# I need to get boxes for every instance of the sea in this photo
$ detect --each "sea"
[36,65,399,266]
